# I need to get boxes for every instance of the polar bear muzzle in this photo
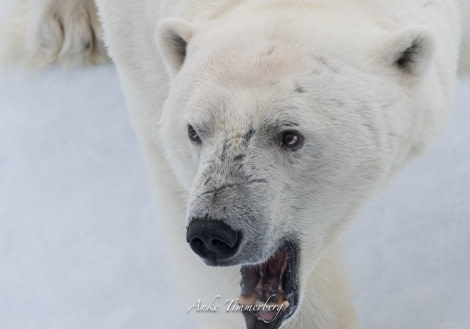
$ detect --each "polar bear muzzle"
[186,216,299,328]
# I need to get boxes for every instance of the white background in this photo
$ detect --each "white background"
[1,3,469,329]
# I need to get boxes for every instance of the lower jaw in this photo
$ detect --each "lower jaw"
[242,307,294,329]
[239,240,299,329]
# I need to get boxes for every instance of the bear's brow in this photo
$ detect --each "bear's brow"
[259,117,301,133]
[281,121,300,127]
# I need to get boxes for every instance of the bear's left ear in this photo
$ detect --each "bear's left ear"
[378,26,435,77]
[156,18,193,76]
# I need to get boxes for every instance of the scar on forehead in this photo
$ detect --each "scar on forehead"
[265,46,275,56]
[294,83,305,93]
[311,55,339,73]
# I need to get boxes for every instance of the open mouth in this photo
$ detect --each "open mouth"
[238,241,299,329]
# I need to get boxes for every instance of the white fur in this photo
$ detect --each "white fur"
[460,0,470,75]
[2,1,469,328]
[0,0,108,68]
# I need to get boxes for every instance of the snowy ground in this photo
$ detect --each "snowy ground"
[0,8,469,329]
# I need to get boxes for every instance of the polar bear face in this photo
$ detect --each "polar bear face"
[157,8,434,328]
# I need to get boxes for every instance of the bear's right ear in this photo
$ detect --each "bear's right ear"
[156,18,193,76]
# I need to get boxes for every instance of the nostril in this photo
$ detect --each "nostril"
[211,238,229,250]
[192,237,205,249]
[186,219,241,264]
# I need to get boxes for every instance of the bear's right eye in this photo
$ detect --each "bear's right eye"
[188,125,201,143]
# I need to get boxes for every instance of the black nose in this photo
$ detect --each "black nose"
[186,219,241,264]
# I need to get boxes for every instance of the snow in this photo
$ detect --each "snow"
[0,65,184,329]
[0,13,469,329]
[346,78,470,329]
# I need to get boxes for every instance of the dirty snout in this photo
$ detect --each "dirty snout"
[185,133,273,267]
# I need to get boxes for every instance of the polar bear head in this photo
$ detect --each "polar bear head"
[156,4,435,328]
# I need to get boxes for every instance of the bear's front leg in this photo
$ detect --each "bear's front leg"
[1,0,108,67]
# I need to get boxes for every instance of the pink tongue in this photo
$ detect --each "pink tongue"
[257,310,278,322]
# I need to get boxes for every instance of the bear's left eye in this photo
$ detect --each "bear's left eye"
[188,125,201,143]
[280,130,304,150]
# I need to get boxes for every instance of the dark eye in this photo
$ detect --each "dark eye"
[188,125,201,143]
[280,131,304,150]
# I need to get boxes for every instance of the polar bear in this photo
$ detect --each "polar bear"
[1,0,469,328]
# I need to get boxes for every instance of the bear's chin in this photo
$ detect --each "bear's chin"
[239,240,299,329]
